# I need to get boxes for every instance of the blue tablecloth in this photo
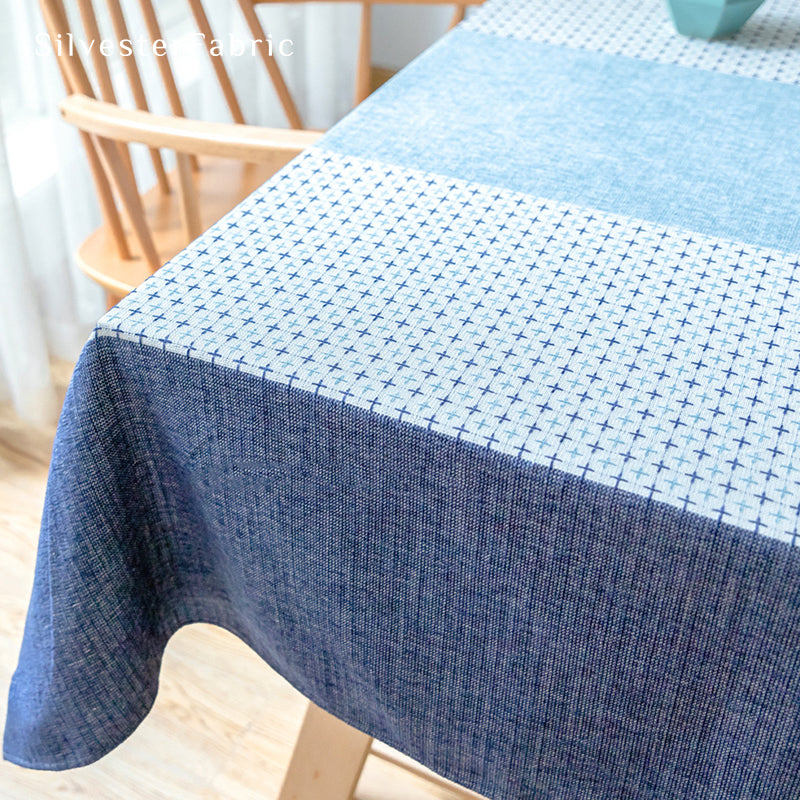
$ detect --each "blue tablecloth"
[7,1,800,796]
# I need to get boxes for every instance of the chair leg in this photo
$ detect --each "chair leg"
[354,2,373,106]
[448,5,467,28]
[278,701,372,800]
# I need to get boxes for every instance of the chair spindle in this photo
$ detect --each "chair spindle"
[105,0,171,194]
[186,0,247,124]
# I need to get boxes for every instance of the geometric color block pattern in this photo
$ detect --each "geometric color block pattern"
[8,1,800,797]
[465,0,800,84]
[103,148,800,545]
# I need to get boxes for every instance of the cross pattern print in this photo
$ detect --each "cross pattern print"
[102,148,800,545]
[465,0,800,85]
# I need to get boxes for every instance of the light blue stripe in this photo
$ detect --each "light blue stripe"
[320,29,800,252]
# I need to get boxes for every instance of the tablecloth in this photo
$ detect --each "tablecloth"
[6,1,800,797]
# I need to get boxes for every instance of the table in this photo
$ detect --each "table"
[7,0,800,796]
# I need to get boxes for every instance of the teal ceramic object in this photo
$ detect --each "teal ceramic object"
[666,0,766,38]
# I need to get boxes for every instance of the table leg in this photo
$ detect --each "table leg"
[278,701,373,800]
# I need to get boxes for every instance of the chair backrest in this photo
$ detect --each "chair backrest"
[38,0,482,275]
[44,1,482,129]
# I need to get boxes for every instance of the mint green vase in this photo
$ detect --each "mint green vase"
[666,0,766,38]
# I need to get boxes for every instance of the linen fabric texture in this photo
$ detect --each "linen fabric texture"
[7,0,800,797]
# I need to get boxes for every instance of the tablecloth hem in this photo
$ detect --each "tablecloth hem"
[2,692,159,772]
[3,600,228,772]
[5,600,490,799]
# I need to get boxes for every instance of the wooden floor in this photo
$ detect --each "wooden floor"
[0,363,483,800]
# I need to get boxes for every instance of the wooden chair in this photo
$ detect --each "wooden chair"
[279,702,486,800]
[40,0,483,307]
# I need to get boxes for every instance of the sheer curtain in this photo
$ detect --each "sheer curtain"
[0,0,360,424]
[0,115,61,425]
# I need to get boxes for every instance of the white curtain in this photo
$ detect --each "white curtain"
[0,0,361,423]
[0,114,61,425]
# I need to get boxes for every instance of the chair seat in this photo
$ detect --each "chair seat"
[77,155,286,299]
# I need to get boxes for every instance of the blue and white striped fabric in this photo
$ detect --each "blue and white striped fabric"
[6,1,800,797]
